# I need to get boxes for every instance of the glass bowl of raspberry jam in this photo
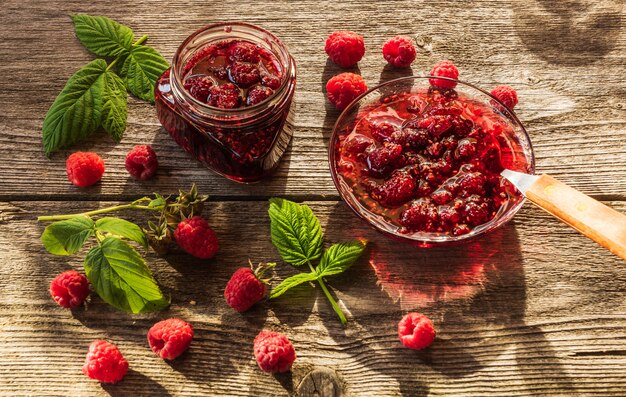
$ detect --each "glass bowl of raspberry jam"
[155,22,296,183]
[329,76,535,246]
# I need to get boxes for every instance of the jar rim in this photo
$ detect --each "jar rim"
[170,21,292,115]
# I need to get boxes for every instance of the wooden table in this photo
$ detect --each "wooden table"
[1,1,625,396]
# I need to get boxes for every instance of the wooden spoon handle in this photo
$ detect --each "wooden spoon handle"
[525,174,626,261]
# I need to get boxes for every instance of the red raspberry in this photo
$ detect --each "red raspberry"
[49,270,90,309]
[398,312,436,350]
[369,121,398,143]
[342,134,374,154]
[207,83,242,109]
[455,172,486,197]
[490,85,518,110]
[429,60,459,89]
[382,36,417,68]
[184,75,213,102]
[224,262,274,312]
[147,318,194,360]
[246,85,274,106]
[261,73,281,89]
[66,152,105,187]
[326,73,368,111]
[368,170,416,207]
[462,195,492,226]
[125,145,158,180]
[416,115,453,138]
[174,216,219,259]
[229,61,261,88]
[228,41,261,63]
[82,340,128,383]
[398,199,439,232]
[367,142,403,174]
[253,330,296,373]
[325,31,366,68]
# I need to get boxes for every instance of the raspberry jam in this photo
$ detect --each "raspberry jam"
[331,80,534,244]
[155,23,296,183]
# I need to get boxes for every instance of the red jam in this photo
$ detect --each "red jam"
[333,87,530,237]
[155,23,296,183]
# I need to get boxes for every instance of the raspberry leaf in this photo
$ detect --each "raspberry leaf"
[119,45,169,103]
[269,272,318,299]
[72,14,134,57]
[84,236,169,314]
[95,217,148,248]
[41,216,95,256]
[268,198,324,266]
[101,70,128,142]
[316,240,367,278]
[42,59,108,156]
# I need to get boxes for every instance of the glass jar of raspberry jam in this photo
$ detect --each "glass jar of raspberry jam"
[155,22,296,183]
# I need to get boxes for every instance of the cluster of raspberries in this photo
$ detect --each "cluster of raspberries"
[324,31,518,112]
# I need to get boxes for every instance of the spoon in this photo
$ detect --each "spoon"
[501,169,626,261]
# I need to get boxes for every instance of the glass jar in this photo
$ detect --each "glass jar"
[155,22,296,183]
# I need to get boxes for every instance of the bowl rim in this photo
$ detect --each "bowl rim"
[328,75,536,245]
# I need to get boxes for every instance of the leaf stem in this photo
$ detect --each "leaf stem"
[133,34,149,47]
[308,262,347,326]
[106,34,149,72]
[37,204,159,222]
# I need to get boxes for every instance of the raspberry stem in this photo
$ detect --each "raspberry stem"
[308,262,347,326]
[37,203,159,221]
[105,34,149,72]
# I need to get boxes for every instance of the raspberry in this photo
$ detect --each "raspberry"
[212,67,229,81]
[325,31,366,68]
[491,85,518,110]
[429,60,459,89]
[49,270,90,309]
[184,75,213,102]
[125,145,158,180]
[326,73,368,111]
[253,330,296,373]
[455,172,486,197]
[462,195,492,226]
[417,115,453,137]
[174,216,219,259]
[66,152,105,187]
[147,318,194,360]
[369,121,398,143]
[261,73,281,89]
[246,85,274,106]
[367,142,403,175]
[382,36,417,68]
[224,263,273,312]
[398,199,439,232]
[398,312,436,350]
[342,134,374,154]
[368,169,416,207]
[431,189,453,205]
[229,62,261,88]
[207,83,242,109]
[228,41,261,63]
[454,138,477,160]
[82,340,128,383]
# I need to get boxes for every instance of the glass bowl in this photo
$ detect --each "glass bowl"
[328,76,535,246]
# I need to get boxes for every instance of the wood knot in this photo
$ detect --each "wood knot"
[296,367,343,397]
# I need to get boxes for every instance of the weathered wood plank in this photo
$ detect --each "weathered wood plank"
[1,200,625,396]
[0,0,624,200]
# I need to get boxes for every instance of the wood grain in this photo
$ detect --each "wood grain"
[1,0,625,395]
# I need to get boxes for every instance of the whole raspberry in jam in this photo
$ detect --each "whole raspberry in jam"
[174,216,219,259]
[382,36,417,68]
[229,61,261,88]
[49,270,90,309]
[147,318,194,360]
[246,85,274,106]
[207,83,242,109]
[228,41,261,63]
[399,199,439,232]
[368,169,416,207]
[370,121,398,143]
[66,152,105,187]
[366,142,403,175]
[398,312,436,350]
[253,330,296,373]
[429,60,459,89]
[82,340,128,384]
[326,73,368,111]
[125,145,158,180]
[462,195,492,226]
[325,31,366,68]
[224,263,273,312]
[343,134,374,154]
[184,75,213,102]
[490,85,518,110]
[416,115,453,138]
[455,172,486,197]
[261,73,281,89]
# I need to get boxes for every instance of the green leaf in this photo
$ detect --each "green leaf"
[41,216,95,256]
[315,240,367,278]
[72,14,134,57]
[100,70,127,142]
[269,272,318,299]
[42,59,108,155]
[84,237,169,313]
[268,198,324,266]
[119,45,169,103]
[95,217,148,248]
